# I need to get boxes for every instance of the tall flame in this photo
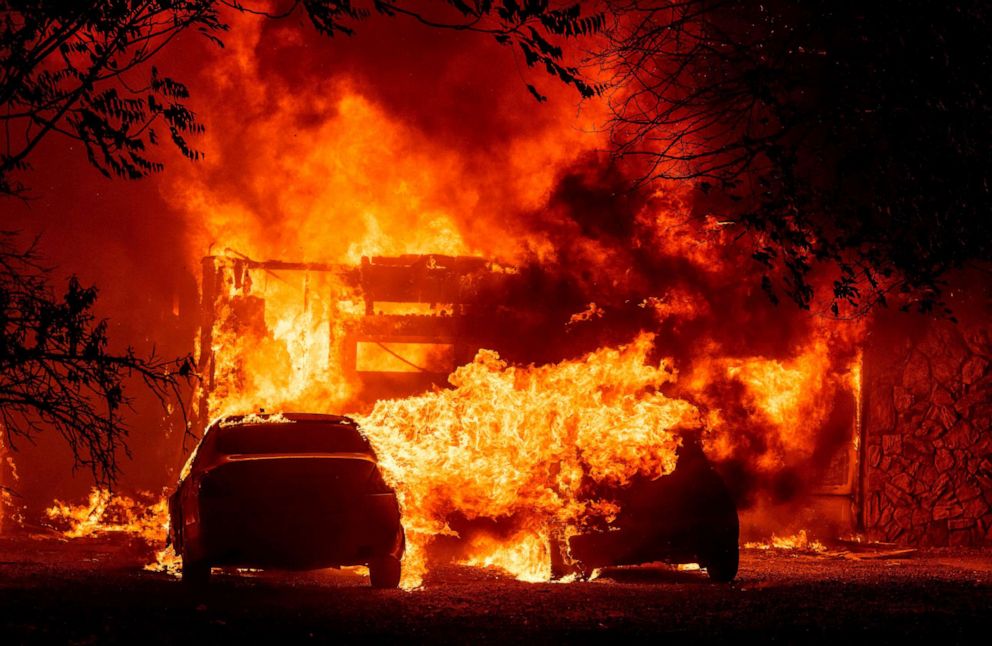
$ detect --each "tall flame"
[357,333,697,586]
[42,11,866,590]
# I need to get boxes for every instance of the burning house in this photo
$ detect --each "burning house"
[196,253,525,418]
[182,247,991,588]
[1,7,988,635]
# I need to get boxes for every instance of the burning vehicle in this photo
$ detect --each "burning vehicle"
[552,432,739,582]
[189,254,809,586]
[168,413,405,588]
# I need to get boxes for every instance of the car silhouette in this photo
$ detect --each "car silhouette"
[168,413,405,588]
[551,432,740,582]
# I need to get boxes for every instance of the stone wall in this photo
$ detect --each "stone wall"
[863,303,992,546]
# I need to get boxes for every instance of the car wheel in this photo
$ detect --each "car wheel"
[704,542,739,582]
[369,554,402,589]
[181,542,210,587]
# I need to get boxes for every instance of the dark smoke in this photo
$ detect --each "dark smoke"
[5,8,857,519]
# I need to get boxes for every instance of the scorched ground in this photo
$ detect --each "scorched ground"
[0,532,990,643]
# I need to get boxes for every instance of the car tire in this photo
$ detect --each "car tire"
[181,542,210,587]
[369,555,402,589]
[704,542,739,582]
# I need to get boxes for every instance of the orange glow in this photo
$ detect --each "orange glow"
[45,489,169,543]
[178,255,859,589]
[204,269,358,420]
[745,530,826,552]
[457,532,551,583]
[45,489,182,575]
[358,334,696,587]
[727,344,831,466]
[0,434,19,533]
[851,350,863,455]
[686,338,849,472]
[39,9,869,590]
[146,545,183,577]
[168,11,604,274]
[640,289,708,323]
[356,342,455,374]
[567,302,604,326]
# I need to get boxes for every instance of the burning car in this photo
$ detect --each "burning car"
[168,413,405,588]
[551,433,740,582]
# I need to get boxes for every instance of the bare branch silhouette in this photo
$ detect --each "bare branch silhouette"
[598,0,992,316]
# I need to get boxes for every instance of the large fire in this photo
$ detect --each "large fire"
[42,319,860,589]
[357,334,695,586]
[35,9,867,591]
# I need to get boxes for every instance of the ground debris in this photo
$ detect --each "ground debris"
[2,534,991,642]
[821,538,917,560]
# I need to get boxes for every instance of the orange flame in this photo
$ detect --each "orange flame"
[457,532,552,583]
[745,529,826,552]
[0,434,18,533]
[45,488,168,543]
[35,6,870,590]
[687,338,853,471]
[357,333,697,586]
[45,488,182,575]
[169,12,603,273]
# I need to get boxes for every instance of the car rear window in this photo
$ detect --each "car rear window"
[214,422,373,456]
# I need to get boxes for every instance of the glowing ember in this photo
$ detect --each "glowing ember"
[567,302,605,326]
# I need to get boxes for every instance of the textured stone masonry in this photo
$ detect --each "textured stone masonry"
[863,314,992,546]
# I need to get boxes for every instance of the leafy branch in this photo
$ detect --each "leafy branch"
[0,232,194,486]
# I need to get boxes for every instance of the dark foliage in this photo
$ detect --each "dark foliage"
[0,232,193,486]
[0,1,228,197]
[602,0,992,316]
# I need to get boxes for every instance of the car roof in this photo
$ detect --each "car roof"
[213,412,358,427]
[180,413,366,482]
